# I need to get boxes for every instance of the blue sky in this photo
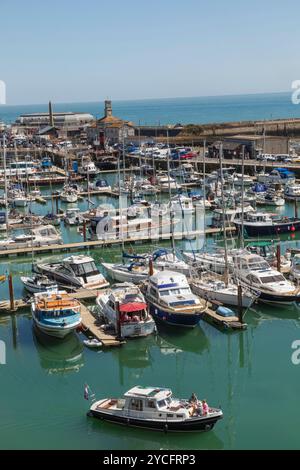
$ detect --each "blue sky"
[1,0,300,104]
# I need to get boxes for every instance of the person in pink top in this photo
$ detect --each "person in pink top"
[202,399,209,415]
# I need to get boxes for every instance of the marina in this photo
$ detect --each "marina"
[2,31,300,452]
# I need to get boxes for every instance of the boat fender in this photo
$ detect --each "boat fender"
[164,424,168,433]
[127,418,130,426]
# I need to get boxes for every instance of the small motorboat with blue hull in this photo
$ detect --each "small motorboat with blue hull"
[145,271,208,327]
[31,291,82,338]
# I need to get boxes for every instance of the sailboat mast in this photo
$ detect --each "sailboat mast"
[203,139,206,247]
[219,143,229,286]
[241,145,245,249]
[3,134,9,238]
[166,130,176,255]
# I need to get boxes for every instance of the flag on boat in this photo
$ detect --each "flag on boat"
[84,384,89,400]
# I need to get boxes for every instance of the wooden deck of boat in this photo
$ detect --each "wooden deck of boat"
[0,288,100,313]
[203,308,247,330]
[80,303,124,347]
[0,226,236,259]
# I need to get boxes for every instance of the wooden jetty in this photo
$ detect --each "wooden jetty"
[203,307,247,330]
[80,302,124,347]
[0,226,236,259]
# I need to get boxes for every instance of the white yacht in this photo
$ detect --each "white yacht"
[64,207,84,225]
[78,156,98,177]
[156,174,181,192]
[35,255,109,290]
[96,283,156,338]
[232,252,300,304]
[60,185,78,203]
[257,168,295,186]
[101,261,151,284]
[0,225,62,250]
[88,385,223,432]
[284,185,300,201]
[211,204,254,228]
[290,254,300,283]
[183,249,234,275]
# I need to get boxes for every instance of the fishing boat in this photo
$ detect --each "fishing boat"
[21,274,58,294]
[35,255,109,290]
[0,225,62,250]
[60,185,78,203]
[31,290,82,338]
[88,385,223,432]
[232,252,300,304]
[234,211,300,236]
[96,283,156,338]
[145,271,208,327]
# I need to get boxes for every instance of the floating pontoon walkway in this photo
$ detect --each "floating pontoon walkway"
[80,302,124,347]
[0,226,236,259]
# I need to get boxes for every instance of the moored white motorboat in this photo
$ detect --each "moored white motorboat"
[96,283,156,338]
[21,274,58,294]
[35,255,109,290]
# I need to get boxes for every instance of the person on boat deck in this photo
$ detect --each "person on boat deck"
[122,313,130,322]
[202,399,209,415]
[189,393,198,404]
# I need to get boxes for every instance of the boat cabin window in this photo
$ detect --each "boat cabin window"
[160,287,190,296]
[129,398,143,411]
[150,287,157,298]
[70,261,98,276]
[146,400,156,409]
[261,275,285,283]
[246,274,258,284]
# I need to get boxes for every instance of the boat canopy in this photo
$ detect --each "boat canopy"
[119,302,147,312]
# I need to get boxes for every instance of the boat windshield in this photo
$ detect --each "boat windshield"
[248,258,270,270]
[157,397,171,408]
[260,275,286,283]
[160,287,190,296]
[70,261,98,276]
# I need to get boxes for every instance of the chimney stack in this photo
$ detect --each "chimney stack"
[49,101,54,127]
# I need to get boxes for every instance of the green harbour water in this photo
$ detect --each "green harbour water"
[1,173,300,449]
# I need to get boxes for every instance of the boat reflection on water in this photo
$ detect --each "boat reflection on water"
[156,323,210,355]
[245,302,300,325]
[32,326,84,374]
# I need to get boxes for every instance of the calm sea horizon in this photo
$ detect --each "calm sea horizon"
[0,91,299,126]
